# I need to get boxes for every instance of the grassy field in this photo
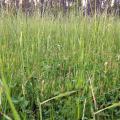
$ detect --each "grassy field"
[0,13,120,120]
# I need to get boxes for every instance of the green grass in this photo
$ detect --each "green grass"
[0,13,120,120]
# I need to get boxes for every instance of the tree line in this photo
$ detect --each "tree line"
[0,0,120,16]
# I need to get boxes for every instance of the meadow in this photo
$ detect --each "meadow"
[0,13,120,120]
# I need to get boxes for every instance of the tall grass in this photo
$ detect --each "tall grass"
[0,13,120,119]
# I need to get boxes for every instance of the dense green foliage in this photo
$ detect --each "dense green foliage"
[0,14,120,120]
